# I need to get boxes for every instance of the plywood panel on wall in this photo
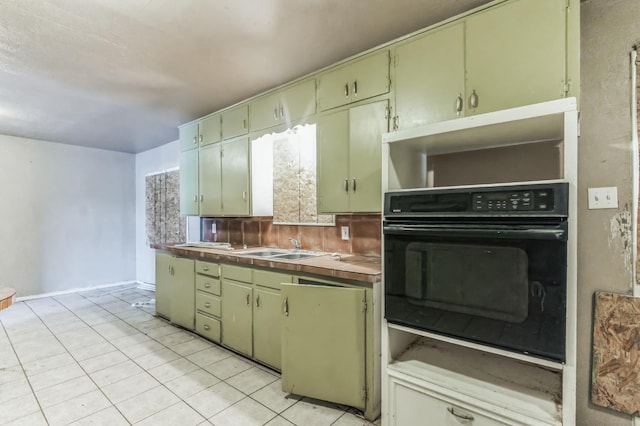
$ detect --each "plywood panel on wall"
[592,291,640,415]
[145,170,185,244]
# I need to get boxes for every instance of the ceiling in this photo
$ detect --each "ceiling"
[0,0,492,154]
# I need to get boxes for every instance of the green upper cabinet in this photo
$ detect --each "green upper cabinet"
[393,0,573,130]
[465,0,567,115]
[393,23,465,129]
[221,137,250,215]
[179,121,200,151]
[199,114,221,147]
[317,100,389,213]
[179,115,221,151]
[318,50,390,111]
[221,104,249,140]
[179,149,199,216]
[199,143,223,215]
[249,79,316,132]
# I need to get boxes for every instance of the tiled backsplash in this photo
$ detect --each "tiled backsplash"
[201,215,381,257]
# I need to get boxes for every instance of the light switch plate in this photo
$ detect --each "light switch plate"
[341,226,350,240]
[211,223,217,233]
[588,187,618,209]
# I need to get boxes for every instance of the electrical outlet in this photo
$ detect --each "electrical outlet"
[341,226,350,240]
[588,187,618,209]
[211,223,217,233]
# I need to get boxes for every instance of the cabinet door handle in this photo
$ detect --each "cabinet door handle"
[204,324,210,331]
[242,191,246,200]
[204,282,211,288]
[193,195,198,202]
[193,136,197,145]
[167,265,171,274]
[447,407,474,422]
[199,134,203,143]
[170,266,175,276]
[204,302,211,308]
[274,107,278,120]
[280,105,284,118]
[456,94,463,114]
[344,179,349,192]
[344,83,349,97]
[283,297,289,316]
[243,119,247,129]
[246,293,250,306]
[200,195,204,203]
[352,178,357,192]
[256,295,260,308]
[469,90,478,109]
[353,80,358,96]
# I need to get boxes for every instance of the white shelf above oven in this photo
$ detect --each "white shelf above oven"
[382,97,576,156]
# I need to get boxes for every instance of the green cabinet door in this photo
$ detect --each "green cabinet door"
[221,137,250,215]
[349,100,388,212]
[465,0,566,115]
[318,50,390,111]
[253,288,282,369]
[221,104,249,140]
[249,92,281,132]
[281,79,316,125]
[281,284,366,410]
[221,280,253,356]
[200,114,221,147]
[394,23,465,129]
[348,50,390,105]
[179,121,199,151]
[317,109,350,213]
[155,252,172,319]
[179,149,199,216]
[170,257,195,330]
[199,143,222,215]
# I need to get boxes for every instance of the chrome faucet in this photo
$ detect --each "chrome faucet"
[289,238,301,250]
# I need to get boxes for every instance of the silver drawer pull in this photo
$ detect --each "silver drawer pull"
[203,266,209,271]
[255,295,260,308]
[204,324,210,331]
[284,297,289,316]
[246,293,250,306]
[469,89,479,109]
[204,302,211,308]
[447,407,474,421]
[204,283,211,288]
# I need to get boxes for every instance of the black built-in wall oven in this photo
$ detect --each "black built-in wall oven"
[383,182,568,362]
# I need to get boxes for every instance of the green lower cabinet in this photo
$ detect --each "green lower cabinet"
[221,279,253,357]
[155,252,172,319]
[281,283,367,410]
[155,252,195,330]
[253,287,282,369]
[169,257,195,330]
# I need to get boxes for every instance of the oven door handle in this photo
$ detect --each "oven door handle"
[383,225,567,241]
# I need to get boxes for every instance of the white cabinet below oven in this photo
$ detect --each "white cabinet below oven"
[389,376,509,426]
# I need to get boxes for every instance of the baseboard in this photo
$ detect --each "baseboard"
[15,280,139,302]
[136,282,156,292]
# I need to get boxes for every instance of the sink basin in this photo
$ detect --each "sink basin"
[239,249,289,257]
[271,253,319,260]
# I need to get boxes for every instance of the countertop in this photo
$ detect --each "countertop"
[151,243,381,284]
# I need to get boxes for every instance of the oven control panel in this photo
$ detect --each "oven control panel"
[472,189,553,211]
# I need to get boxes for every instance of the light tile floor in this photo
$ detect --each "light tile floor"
[0,284,380,426]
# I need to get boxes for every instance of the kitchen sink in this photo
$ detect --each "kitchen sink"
[271,253,319,260]
[238,248,324,260]
[239,249,289,257]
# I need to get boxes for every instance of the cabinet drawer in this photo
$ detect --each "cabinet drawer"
[253,269,292,290]
[196,292,221,317]
[391,378,508,426]
[195,260,220,277]
[195,274,221,295]
[222,264,252,283]
[195,313,221,343]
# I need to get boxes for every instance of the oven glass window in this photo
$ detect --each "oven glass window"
[384,227,567,362]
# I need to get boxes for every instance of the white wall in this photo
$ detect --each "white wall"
[135,140,185,286]
[0,134,136,297]
[579,1,639,425]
